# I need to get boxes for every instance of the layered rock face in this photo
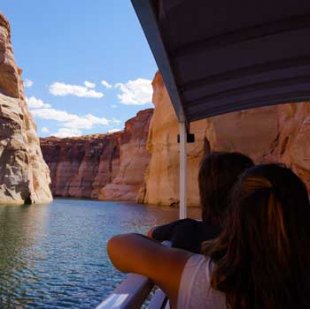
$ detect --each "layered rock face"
[40,134,121,198]
[0,13,52,204]
[141,72,310,206]
[40,109,153,200]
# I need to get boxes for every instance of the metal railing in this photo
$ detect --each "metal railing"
[96,273,154,309]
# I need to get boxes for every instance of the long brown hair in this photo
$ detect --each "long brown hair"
[203,164,310,308]
[199,152,254,225]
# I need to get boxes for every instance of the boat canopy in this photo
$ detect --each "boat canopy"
[132,0,310,123]
[131,0,310,218]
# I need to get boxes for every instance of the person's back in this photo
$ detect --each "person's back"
[149,152,254,253]
[200,164,310,308]
[178,254,226,308]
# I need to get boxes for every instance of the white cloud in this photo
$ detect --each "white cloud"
[110,104,118,108]
[84,81,96,89]
[26,96,51,109]
[41,127,50,133]
[108,128,121,133]
[24,79,33,88]
[115,78,152,105]
[101,80,112,89]
[53,128,82,138]
[27,96,120,138]
[31,108,110,128]
[49,82,104,98]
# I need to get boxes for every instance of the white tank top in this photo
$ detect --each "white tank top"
[177,254,226,309]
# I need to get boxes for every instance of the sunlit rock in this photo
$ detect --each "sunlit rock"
[142,72,310,206]
[0,13,52,204]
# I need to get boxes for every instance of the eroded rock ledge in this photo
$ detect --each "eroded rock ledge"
[0,13,52,204]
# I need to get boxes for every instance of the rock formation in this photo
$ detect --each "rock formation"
[271,103,310,191]
[141,72,310,206]
[99,109,152,201]
[41,71,309,205]
[40,134,121,198]
[0,13,52,204]
[40,109,153,200]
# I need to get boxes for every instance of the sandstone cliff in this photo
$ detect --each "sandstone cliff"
[98,109,152,201]
[0,13,52,204]
[40,134,121,198]
[40,109,153,200]
[141,72,310,206]
[41,71,309,206]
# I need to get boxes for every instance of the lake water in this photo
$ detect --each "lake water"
[0,199,199,308]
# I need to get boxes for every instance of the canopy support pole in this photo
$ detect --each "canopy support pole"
[179,122,187,219]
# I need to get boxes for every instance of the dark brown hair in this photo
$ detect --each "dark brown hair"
[199,152,254,225]
[204,164,310,308]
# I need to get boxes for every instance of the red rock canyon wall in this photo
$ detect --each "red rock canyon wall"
[40,109,153,201]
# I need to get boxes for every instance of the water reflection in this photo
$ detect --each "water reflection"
[0,199,199,308]
[0,204,49,307]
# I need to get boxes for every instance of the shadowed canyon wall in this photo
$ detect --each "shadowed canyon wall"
[0,13,52,204]
[40,109,153,200]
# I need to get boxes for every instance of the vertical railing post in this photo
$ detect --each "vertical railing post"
[179,122,187,219]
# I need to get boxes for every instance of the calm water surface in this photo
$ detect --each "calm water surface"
[0,199,199,308]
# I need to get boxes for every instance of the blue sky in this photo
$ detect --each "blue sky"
[1,0,157,137]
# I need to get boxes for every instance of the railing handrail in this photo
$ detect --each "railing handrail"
[96,273,153,309]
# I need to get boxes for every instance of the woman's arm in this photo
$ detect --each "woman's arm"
[107,233,192,308]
